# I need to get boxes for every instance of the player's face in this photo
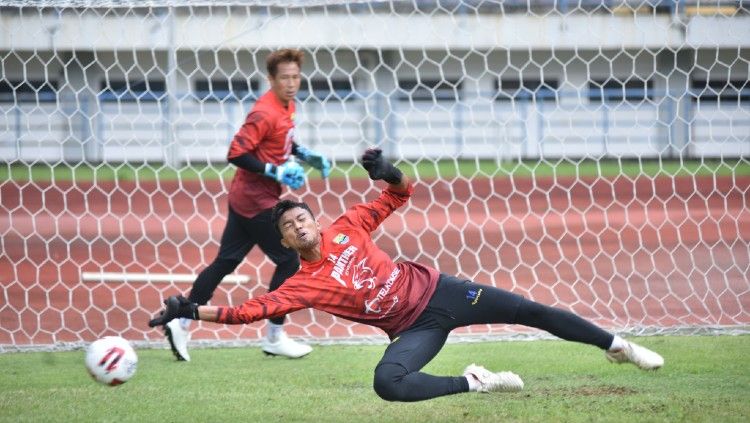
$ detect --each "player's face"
[278,207,321,252]
[269,61,301,106]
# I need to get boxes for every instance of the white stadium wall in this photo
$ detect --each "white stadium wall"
[1,5,748,163]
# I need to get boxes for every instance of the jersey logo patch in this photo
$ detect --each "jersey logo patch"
[333,234,349,245]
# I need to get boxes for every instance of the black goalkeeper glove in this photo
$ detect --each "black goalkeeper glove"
[360,148,403,185]
[148,295,199,328]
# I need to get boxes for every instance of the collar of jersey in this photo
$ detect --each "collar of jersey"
[265,90,295,115]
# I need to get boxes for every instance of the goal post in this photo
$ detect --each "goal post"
[1,0,749,351]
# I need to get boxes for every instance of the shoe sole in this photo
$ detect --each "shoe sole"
[165,325,189,361]
[262,349,311,359]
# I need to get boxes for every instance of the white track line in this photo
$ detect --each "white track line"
[81,272,250,284]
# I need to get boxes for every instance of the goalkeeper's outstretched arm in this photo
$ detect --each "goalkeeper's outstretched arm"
[148,293,306,327]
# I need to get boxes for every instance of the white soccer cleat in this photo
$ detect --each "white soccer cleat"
[165,319,191,362]
[261,331,312,358]
[261,331,312,359]
[463,363,524,393]
[606,340,664,370]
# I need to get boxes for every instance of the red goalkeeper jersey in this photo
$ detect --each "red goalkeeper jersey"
[226,90,296,219]
[216,183,440,337]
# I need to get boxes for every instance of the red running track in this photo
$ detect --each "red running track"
[1,175,748,347]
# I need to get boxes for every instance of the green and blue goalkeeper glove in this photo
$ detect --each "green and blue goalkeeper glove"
[294,145,331,178]
[264,160,306,190]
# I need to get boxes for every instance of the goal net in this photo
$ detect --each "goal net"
[1,0,748,351]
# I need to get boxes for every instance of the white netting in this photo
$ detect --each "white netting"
[1,1,749,352]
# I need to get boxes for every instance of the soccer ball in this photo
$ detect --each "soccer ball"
[84,336,138,386]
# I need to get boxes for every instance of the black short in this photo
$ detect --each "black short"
[403,273,525,334]
[378,274,524,373]
[216,205,297,265]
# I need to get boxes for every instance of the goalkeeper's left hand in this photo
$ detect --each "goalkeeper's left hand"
[295,145,331,178]
[148,295,199,327]
[360,147,403,185]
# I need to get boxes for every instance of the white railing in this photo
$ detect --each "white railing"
[2,94,748,163]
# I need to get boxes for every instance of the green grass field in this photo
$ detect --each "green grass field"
[2,159,748,183]
[1,336,748,422]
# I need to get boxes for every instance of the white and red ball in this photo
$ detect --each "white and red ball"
[85,336,138,386]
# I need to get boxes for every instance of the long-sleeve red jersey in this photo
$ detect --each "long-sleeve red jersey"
[226,90,296,219]
[216,183,440,338]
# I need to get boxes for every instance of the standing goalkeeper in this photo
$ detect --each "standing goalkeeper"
[151,148,664,401]
[164,48,330,361]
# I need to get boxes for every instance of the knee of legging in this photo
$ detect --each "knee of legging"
[373,363,408,402]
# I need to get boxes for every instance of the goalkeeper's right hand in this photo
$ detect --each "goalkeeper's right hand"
[148,295,199,327]
[264,161,306,190]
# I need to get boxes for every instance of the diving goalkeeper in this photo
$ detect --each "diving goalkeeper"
[149,148,664,402]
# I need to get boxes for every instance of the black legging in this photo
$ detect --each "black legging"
[373,274,614,402]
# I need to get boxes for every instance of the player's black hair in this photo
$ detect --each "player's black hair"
[271,199,314,235]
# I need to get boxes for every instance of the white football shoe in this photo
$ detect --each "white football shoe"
[463,363,524,393]
[165,319,191,362]
[606,340,664,370]
[261,331,312,359]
